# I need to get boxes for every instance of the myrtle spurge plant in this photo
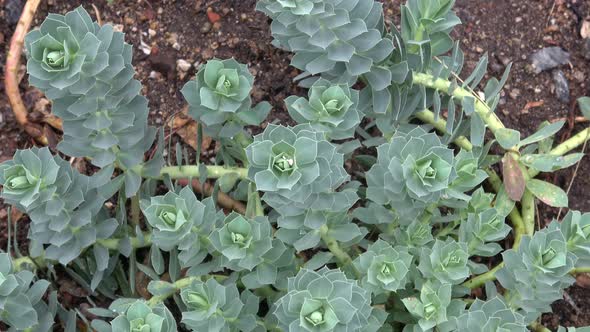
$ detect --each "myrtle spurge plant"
[1,1,590,331]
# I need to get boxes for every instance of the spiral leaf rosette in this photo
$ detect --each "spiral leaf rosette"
[455,296,527,332]
[418,238,470,285]
[181,58,271,138]
[92,299,177,332]
[366,126,456,216]
[180,279,259,332]
[273,267,387,332]
[286,78,362,139]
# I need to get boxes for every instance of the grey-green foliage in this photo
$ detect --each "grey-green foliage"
[459,209,511,257]
[0,253,54,331]
[454,296,527,332]
[496,227,576,320]
[25,6,156,184]
[181,58,271,138]
[0,148,117,264]
[257,0,393,90]
[402,280,464,331]
[353,239,412,295]
[211,213,273,270]
[418,238,469,285]
[91,298,177,332]
[273,267,387,332]
[285,78,363,139]
[180,279,259,332]
[366,126,456,220]
[141,187,224,269]
[549,210,590,266]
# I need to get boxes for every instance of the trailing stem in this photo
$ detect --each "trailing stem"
[319,225,361,279]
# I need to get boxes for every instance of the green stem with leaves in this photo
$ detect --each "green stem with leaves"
[134,164,248,181]
[319,225,361,279]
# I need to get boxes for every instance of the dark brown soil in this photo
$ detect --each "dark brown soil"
[1,0,590,329]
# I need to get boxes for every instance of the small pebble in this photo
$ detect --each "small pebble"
[201,22,212,33]
[148,29,157,38]
[176,59,192,72]
[552,70,570,103]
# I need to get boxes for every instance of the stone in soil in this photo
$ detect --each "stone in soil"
[552,70,570,104]
[530,47,570,73]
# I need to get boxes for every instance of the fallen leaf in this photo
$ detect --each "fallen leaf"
[173,106,212,152]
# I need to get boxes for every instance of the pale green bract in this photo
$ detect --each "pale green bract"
[25,6,157,185]
[285,78,362,139]
[402,281,464,331]
[273,267,387,332]
[180,279,259,332]
[181,58,271,138]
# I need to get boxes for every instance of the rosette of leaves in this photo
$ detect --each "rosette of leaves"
[245,124,354,217]
[181,58,271,138]
[25,6,155,180]
[210,213,273,270]
[0,148,59,211]
[455,296,527,332]
[240,238,297,289]
[353,239,413,295]
[548,210,590,266]
[141,186,205,251]
[402,281,464,331]
[448,150,488,196]
[256,0,394,90]
[0,253,53,331]
[366,126,455,213]
[496,228,576,319]
[180,279,259,332]
[418,238,469,285]
[285,78,362,139]
[0,148,117,264]
[91,299,177,332]
[273,267,386,332]
[459,209,511,257]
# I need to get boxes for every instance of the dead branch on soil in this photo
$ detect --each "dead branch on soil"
[5,0,47,145]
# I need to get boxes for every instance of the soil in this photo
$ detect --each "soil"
[1,0,590,329]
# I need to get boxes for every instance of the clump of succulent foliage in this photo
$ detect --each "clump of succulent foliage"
[2,1,590,331]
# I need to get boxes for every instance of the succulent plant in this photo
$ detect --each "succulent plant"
[180,278,259,332]
[366,126,455,218]
[273,267,386,332]
[455,296,527,332]
[245,124,354,220]
[353,239,412,295]
[211,213,273,270]
[256,0,394,91]
[141,186,205,251]
[548,210,590,266]
[496,228,577,319]
[418,238,470,285]
[286,78,362,139]
[0,148,117,264]
[181,58,271,138]
[93,299,177,332]
[402,281,464,331]
[0,253,53,331]
[459,209,511,257]
[25,6,155,179]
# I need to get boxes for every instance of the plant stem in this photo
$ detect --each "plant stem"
[414,110,473,151]
[412,72,508,140]
[529,321,551,332]
[319,225,361,279]
[462,263,504,289]
[528,127,590,178]
[142,164,248,180]
[97,233,152,250]
[521,190,535,236]
[146,276,199,306]
[131,195,141,227]
[571,267,590,274]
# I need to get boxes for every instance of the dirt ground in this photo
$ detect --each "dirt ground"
[1,0,590,329]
